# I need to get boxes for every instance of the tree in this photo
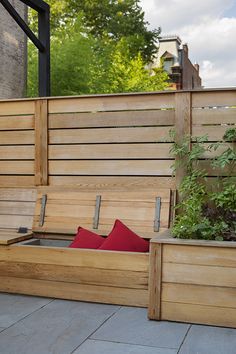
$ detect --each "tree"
[29,0,160,62]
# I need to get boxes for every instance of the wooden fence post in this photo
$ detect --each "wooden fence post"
[174,92,192,194]
[35,99,48,186]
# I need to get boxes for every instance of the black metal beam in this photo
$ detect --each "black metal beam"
[19,0,49,12]
[38,7,50,96]
[0,0,44,51]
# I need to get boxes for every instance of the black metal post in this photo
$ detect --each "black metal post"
[0,0,50,97]
[38,8,50,97]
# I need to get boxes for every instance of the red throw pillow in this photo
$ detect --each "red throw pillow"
[69,227,104,249]
[99,219,149,252]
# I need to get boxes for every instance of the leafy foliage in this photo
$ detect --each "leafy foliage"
[171,128,236,241]
[27,11,168,97]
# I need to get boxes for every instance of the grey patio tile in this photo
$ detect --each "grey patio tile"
[179,325,236,354]
[0,299,119,354]
[91,307,190,349]
[73,339,178,354]
[0,293,52,327]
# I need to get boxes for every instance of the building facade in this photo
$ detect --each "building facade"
[153,35,202,90]
[0,0,27,99]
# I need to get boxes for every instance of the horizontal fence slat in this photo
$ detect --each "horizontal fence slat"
[0,101,35,116]
[48,94,175,114]
[49,160,172,176]
[0,161,34,175]
[192,125,236,141]
[48,176,176,189]
[0,176,35,187]
[49,127,172,144]
[49,143,172,160]
[49,110,174,129]
[192,108,236,124]
[0,131,34,145]
[0,146,34,160]
[198,160,236,176]
[192,91,236,108]
[0,115,34,130]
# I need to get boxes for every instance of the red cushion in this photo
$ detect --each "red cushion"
[99,219,149,252]
[69,227,104,249]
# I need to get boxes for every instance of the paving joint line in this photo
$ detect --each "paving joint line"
[84,337,178,350]
[177,324,192,354]
[69,306,122,354]
[0,297,55,334]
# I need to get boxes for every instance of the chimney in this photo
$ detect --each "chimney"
[183,43,188,55]
[194,63,200,73]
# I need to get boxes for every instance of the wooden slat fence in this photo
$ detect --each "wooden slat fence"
[0,89,235,189]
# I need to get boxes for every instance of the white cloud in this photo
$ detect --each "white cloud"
[140,0,236,87]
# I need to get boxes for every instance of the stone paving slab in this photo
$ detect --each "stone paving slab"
[73,339,178,354]
[179,325,236,354]
[0,299,119,354]
[91,307,190,349]
[0,293,52,328]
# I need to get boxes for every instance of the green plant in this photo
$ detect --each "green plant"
[171,128,236,241]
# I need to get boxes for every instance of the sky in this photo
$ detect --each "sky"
[139,0,236,88]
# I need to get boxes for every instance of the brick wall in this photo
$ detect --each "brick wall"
[0,0,27,99]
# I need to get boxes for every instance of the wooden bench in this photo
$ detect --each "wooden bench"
[0,187,174,307]
[0,188,36,245]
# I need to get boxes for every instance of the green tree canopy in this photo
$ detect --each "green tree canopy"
[29,0,160,62]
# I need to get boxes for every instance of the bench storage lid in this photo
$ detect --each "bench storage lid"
[33,188,174,238]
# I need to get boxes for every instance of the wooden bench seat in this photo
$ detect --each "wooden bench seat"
[0,187,174,307]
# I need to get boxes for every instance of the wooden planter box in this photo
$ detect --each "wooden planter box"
[148,232,236,328]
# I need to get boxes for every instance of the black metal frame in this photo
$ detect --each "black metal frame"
[0,0,50,96]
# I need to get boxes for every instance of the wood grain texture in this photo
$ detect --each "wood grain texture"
[163,262,236,287]
[148,243,162,320]
[0,232,32,245]
[49,143,173,160]
[0,261,148,289]
[48,93,175,114]
[0,245,149,271]
[192,107,236,124]
[0,276,148,307]
[192,90,236,108]
[161,302,236,327]
[49,110,175,129]
[0,161,34,175]
[162,283,236,308]
[0,176,35,187]
[192,125,236,141]
[0,115,34,130]
[35,100,48,186]
[0,146,34,160]
[49,127,172,144]
[0,100,35,116]
[49,160,172,176]
[48,176,176,189]
[174,92,192,191]
[0,131,34,145]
